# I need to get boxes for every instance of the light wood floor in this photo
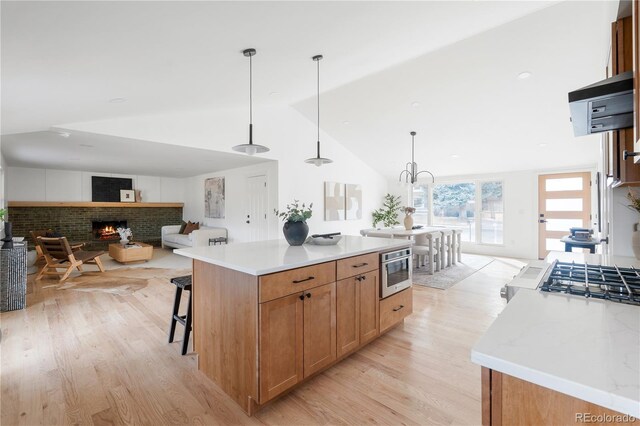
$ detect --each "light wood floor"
[1,256,524,425]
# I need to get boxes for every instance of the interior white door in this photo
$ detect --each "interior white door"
[246,175,268,241]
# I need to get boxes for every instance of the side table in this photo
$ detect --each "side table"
[209,237,228,246]
[560,236,601,254]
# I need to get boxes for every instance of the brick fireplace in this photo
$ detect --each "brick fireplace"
[8,202,183,250]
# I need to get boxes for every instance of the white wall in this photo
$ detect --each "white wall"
[61,105,389,238]
[610,186,639,257]
[6,167,185,202]
[390,166,597,261]
[183,161,279,243]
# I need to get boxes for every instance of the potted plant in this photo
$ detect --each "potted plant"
[403,206,416,230]
[275,200,313,246]
[372,194,401,228]
[0,208,12,249]
[627,189,640,259]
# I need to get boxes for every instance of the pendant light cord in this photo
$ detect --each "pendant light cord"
[317,58,320,144]
[249,53,253,126]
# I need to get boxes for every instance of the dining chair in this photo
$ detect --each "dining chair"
[413,232,441,274]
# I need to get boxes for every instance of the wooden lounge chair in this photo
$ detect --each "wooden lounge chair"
[35,237,105,282]
[30,230,84,263]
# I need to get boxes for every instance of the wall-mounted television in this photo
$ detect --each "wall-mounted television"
[91,177,133,202]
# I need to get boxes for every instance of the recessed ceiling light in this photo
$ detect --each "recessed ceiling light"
[109,97,127,103]
[411,101,421,108]
[79,143,94,148]
[269,92,280,96]
[517,71,532,80]
[451,154,460,159]
[54,131,70,138]
[539,143,548,147]
[342,121,350,125]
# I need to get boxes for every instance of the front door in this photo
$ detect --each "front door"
[246,175,268,241]
[538,172,592,259]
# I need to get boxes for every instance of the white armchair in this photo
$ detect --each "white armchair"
[161,225,228,249]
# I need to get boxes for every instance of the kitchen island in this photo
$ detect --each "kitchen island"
[175,236,413,415]
[472,253,640,424]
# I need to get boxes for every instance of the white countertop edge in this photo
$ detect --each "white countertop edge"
[174,240,411,276]
[471,350,640,418]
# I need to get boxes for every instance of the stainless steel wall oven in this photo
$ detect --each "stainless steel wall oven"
[380,248,412,298]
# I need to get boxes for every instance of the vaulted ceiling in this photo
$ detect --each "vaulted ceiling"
[0,1,617,177]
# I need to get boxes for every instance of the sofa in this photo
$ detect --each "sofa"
[161,225,228,249]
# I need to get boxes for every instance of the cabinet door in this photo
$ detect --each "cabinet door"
[303,282,336,377]
[336,277,359,357]
[259,293,303,403]
[359,270,379,345]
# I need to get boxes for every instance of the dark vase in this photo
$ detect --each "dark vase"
[2,221,13,249]
[282,221,309,246]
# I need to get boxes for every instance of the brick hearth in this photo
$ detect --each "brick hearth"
[8,203,183,250]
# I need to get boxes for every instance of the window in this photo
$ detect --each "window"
[413,180,504,245]
[480,182,503,244]
[433,183,476,242]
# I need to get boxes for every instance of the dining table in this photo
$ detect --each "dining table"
[367,226,463,272]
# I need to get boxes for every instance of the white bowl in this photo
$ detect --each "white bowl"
[12,237,25,242]
[306,235,342,246]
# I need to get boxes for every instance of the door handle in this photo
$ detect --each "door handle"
[539,219,547,223]
[393,305,405,312]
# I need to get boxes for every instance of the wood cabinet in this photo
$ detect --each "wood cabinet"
[609,16,640,185]
[303,282,337,376]
[259,282,336,402]
[482,368,636,425]
[336,269,380,357]
[634,0,640,159]
[379,287,413,333]
[259,293,303,403]
[191,246,412,415]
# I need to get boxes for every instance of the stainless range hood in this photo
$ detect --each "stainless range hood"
[568,71,634,137]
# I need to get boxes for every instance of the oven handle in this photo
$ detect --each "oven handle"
[382,255,411,265]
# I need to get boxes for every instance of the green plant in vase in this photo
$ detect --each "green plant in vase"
[274,200,313,246]
[372,194,401,228]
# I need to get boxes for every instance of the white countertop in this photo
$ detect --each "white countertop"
[174,235,411,275]
[472,289,640,417]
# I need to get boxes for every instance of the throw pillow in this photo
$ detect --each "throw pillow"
[45,230,63,238]
[178,221,187,234]
[183,221,200,234]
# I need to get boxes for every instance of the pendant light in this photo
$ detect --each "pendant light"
[233,48,269,156]
[398,131,435,185]
[305,54,332,166]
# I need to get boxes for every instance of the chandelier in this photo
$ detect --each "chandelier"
[398,131,434,185]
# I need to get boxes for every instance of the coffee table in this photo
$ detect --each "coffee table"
[108,242,153,264]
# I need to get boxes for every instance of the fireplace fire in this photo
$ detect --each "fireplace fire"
[92,220,127,240]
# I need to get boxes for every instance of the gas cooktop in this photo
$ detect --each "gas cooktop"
[540,261,640,306]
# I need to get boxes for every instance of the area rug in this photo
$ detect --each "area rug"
[412,254,494,290]
[55,267,191,295]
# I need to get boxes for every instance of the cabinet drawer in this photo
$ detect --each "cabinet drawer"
[379,287,412,333]
[259,262,336,303]
[336,253,379,280]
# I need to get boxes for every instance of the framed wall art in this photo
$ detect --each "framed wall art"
[120,189,135,203]
[324,182,345,221]
[205,177,225,218]
[345,184,363,220]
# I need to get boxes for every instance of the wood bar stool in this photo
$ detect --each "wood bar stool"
[168,275,193,355]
